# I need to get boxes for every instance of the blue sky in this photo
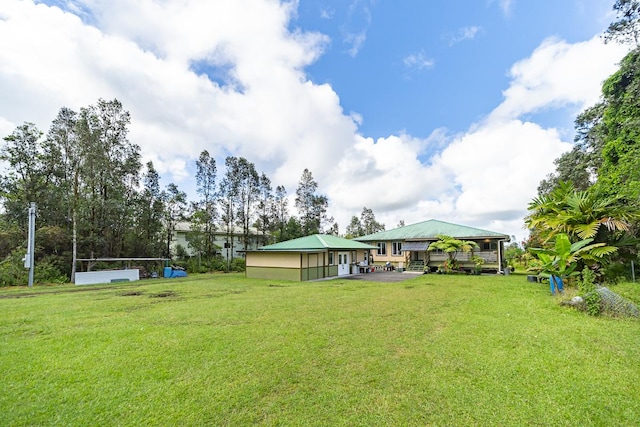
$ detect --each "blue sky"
[0,0,631,241]
[294,0,613,139]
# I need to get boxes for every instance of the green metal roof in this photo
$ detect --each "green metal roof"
[256,234,377,252]
[355,219,509,242]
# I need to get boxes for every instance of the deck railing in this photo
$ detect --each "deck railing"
[428,251,498,263]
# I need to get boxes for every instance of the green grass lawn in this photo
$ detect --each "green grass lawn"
[1,273,638,426]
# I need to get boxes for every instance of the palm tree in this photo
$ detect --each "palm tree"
[525,181,636,242]
[428,234,479,272]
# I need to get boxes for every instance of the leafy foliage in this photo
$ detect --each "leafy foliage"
[429,234,478,273]
[604,0,640,46]
[0,99,345,283]
[579,267,602,316]
[428,235,479,259]
[294,169,329,236]
[345,207,385,238]
[529,234,614,280]
[527,181,635,242]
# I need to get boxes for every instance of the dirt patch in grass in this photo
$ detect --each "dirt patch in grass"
[118,291,144,297]
[149,290,179,298]
[0,286,117,299]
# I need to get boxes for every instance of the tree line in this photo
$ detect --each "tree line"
[0,98,384,284]
[526,0,640,283]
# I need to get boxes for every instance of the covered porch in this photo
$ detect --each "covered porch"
[402,240,503,273]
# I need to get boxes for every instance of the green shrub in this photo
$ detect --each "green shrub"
[174,244,189,261]
[229,257,246,272]
[0,249,28,286]
[0,250,69,286]
[34,258,68,284]
[579,267,601,316]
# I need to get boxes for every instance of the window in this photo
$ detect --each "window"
[377,242,387,255]
[482,242,497,251]
[329,252,334,265]
[392,242,402,256]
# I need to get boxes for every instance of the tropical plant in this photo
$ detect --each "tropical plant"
[429,235,479,273]
[437,259,460,274]
[429,235,479,259]
[529,233,617,294]
[471,255,485,274]
[526,181,635,242]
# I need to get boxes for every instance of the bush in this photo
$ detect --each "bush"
[34,258,68,284]
[174,244,189,261]
[0,250,68,286]
[229,258,246,272]
[0,249,28,286]
[599,262,629,285]
[177,256,236,273]
[579,267,601,316]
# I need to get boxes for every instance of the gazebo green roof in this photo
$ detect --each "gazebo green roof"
[355,219,509,242]
[256,234,377,252]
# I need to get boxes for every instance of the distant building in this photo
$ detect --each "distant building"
[172,222,267,259]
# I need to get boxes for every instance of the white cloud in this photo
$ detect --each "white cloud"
[0,1,629,243]
[328,36,626,242]
[492,0,514,16]
[342,0,374,57]
[0,0,340,186]
[320,7,334,20]
[403,52,435,71]
[344,30,368,57]
[449,26,482,45]
[490,36,629,122]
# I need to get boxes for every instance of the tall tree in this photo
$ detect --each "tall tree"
[162,183,187,258]
[283,216,303,240]
[0,123,47,228]
[596,49,640,203]
[538,103,606,195]
[135,161,164,256]
[326,221,339,236]
[43,108,81,281]
[604,0,640,46]
[219,157,240,268]
[295,168,329,236]
[272,185,289,242]
[255,172,273,246]
[360,207,385,235]
[76,99,141,257]
[345,216,363,238]
[233,157,259,252]
[192,150,217,257]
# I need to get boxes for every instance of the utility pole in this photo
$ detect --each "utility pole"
[24,202,36,287]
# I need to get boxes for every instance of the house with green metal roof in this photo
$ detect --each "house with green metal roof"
[355,219,510,273]
[245,234,378,281]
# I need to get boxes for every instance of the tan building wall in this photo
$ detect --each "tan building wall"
[369,240,407,266]
[246,252,301,268]
[246,248,366,281]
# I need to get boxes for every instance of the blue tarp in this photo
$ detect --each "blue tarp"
[164,267,187,278]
